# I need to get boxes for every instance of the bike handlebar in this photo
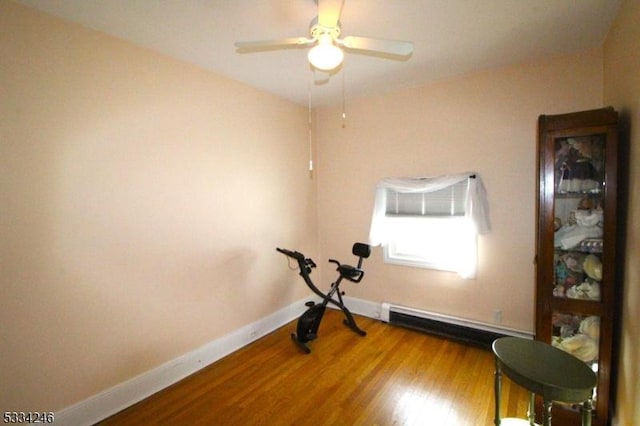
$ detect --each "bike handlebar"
[276,247,305,261]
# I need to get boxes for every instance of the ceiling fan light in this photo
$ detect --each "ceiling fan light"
[308,35,344,71]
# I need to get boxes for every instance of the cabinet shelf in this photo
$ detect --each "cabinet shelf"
[554,190,603,198]
[555,241,603,254]
[549,297,605,314]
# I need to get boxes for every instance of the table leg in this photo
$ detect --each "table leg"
[494,358,502,426]
[543,399,552,426]
[582,398,593,426]
[527,392,535,425]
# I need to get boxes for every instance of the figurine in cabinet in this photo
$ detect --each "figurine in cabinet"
[556,136,603,193]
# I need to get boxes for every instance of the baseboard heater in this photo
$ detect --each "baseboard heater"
[380,303,533,348]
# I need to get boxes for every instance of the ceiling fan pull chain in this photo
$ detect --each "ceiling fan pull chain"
[308,78,314,172]
[341,69,346,128]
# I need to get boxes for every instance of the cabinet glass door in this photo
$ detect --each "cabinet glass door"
[550,133,606,407]
[552,135,605,301]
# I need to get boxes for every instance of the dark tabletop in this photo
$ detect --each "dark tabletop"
[492,337,597,403]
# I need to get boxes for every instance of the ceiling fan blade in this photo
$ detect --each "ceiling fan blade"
[318,0,343,28]
[339,36,413,57]
[234,37,315,52]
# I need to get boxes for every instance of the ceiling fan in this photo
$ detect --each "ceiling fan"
[234,0,413,75]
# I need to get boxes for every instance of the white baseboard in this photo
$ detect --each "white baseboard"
[54,299,309,426]
[335,295,384,321]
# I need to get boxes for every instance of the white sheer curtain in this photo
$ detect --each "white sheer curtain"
[368,172,491,279]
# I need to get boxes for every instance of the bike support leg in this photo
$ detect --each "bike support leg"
[333,281,367,337]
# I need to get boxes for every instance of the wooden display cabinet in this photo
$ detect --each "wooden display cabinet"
[535,107,619,426]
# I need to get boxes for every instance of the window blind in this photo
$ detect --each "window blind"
[385,180,468,217]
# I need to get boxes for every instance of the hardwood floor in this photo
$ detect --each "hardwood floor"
[99,310,530,425]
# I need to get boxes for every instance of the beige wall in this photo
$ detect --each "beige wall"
[4,0,637,422]
[1,1,316,411]
[316,49,604,332]
[603,0,640,424]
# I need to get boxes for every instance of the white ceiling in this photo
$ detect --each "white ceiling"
[15,0,621,107]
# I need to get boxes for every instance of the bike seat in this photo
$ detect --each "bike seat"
[338,264,361,278]
[329,242,371,283]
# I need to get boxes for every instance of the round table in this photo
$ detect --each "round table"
[492,337,597,426]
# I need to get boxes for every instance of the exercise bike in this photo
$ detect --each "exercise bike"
[276,243,371,354]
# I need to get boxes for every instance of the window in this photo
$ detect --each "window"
[369,173,490,278]
[384,180,473,272]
